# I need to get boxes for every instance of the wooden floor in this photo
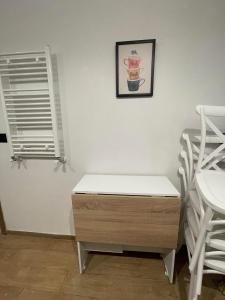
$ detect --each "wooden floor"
[0,234,224,300]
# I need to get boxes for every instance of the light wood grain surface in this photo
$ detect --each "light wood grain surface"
[0,233,223,300]
[73,194,181,249]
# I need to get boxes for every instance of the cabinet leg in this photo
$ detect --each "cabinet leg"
[162,249,175,283]
[77,242,88,274]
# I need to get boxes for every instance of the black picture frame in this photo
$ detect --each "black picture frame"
[116,39,156,98]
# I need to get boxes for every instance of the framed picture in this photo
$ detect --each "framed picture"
[116,39,156,98]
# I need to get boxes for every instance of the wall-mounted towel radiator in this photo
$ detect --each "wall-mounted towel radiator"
[0,46,63,162]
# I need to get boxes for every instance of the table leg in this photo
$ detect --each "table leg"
[162,249,175,283]
[77,241,88,273]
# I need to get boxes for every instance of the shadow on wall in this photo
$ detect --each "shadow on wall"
[52,54,65,159]
[0,200,7,234]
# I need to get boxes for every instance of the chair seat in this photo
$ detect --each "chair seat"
[205,258,225,274]
[196,171,225,215]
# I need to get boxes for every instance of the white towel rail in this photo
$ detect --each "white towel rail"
[0,46,63,161]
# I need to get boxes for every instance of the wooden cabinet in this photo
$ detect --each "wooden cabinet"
[72,174,181,283]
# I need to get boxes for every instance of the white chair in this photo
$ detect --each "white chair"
[182,124,225,218]
[182,106,225,222]
[195,105,225,173]
[179,166,200,264]
[187,105,225,300]
[182,132,195,187]
[179,135,203,257]
[182,127,223,188]
[189,170,225,300]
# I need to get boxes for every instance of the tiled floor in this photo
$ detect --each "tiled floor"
[0,234,224,299]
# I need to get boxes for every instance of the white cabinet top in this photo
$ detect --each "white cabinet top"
[72,174,180,197]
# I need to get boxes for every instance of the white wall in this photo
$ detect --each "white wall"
[0,0,225,234]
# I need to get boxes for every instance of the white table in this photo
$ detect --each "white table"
[72,174,181,283]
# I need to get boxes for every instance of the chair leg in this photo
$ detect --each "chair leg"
[196,245,205,296]
[188,266,198,300]
[189,207,213,272]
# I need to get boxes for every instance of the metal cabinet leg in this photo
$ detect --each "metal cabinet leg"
[77,242,88,274]
[162,249,175,283]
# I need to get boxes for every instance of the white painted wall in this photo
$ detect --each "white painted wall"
[0,0,225,234]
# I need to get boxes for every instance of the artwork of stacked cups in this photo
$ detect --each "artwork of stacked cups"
[124,50,145,92]
[116,39,156,98]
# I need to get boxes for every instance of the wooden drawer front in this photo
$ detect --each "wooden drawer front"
[72,194,181,249]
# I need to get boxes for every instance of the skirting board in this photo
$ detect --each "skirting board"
[7,230,75,240]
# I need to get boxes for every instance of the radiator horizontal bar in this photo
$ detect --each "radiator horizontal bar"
[0,50,45,56]
[14,139,54,142]
[7,107,51,111]
[8,117,52,120]
[13,152,55,155]
[2,72,47,77]
[13,147,55,151]
[13,143,54,147]
[11,126,53,130]
[9,121,52,124]
[3,88,49,92]
[11,127,53,130]
[13,140,54,143]
[0,67,47,71]
[6,103,51,107]
[0,55,46,61]
[11,135,53,138]
[5,97,50,102]
[0,61,46,67]
[10,79,48,83]
[12,143,54,145]
[8,112,51,116]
